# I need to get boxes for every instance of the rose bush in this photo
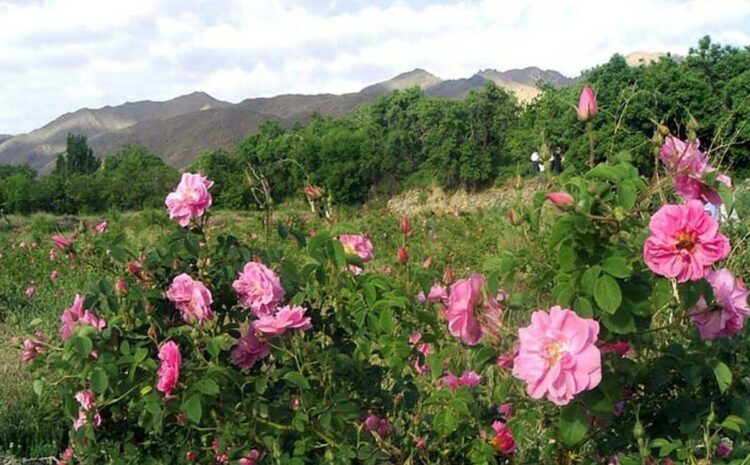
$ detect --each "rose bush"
[15,87,750,464]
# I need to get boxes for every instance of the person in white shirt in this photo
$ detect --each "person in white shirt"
[530,151,540,175]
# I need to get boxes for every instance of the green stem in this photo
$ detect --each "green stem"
[587,122,596,168]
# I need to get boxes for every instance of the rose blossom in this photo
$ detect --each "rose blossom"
[52,235,72,250]
[157,341,181,398]
[22,332,45,363]
[254,305,312,337]
[660,137,731,206]
[446,274,503,345]
[490,421,516,454]
[231,326,270,370]
[233,261,284,317]
[690,268,750,340]
[438,370,482,390]
[50,270,59,281]
[59,294,106,340]
[339,234,373,274]
[165,173,213,227]
[417,284,448,304]
[25,285,35,298]
[166,273,214,325]
[513,306,601,405]
[94,221,108,233]
[49,249,58,261]
[643,200,730,282]
[363,414,391,437]
[497,403,513,419]
[238,450,262,465]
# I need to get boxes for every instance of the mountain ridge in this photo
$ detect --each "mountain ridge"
[0,66,576,171]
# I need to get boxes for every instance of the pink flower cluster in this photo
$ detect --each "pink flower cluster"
[156,341,181,398]
[660,137,731,206]
[231,260,312,370]
[363,414,391,437]
[445,274,502,346]
[339,234,374,274]
[166,273,215,325]
[513,307,601,406]
[438,370,482,390]
[73,389,102,430]
[59,294,106,341]
[22,332,45,363]
[165,172,213,227]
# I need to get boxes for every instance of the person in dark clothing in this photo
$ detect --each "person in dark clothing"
[551,146,564,174]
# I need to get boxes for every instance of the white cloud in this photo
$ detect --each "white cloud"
[0,0,749,134]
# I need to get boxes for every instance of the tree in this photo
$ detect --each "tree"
[55,133,101,176]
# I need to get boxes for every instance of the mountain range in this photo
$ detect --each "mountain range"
[0,67,577,172]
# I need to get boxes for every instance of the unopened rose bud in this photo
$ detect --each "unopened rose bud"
[147,326,157,339]
[398,246,409,264]
[400,216,411,235]
[443,266,454,284]
[422,256,433,268]
[576,86,597,121]
[546,192,575,208]
[291,397,301,410]
[186,450,196,462]
[115,278,128,294]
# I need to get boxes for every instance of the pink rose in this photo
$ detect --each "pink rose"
[238,450,262,465]
[446,274,503,345]
[22,332,45,363]
[254,305,312,337]
[408,332,422,344]
[157,341,181,398]
[397,246,409,264]
[166,273,214,325]
[363,414,391,437]
[25,286,35,298]
[50,270,59,282]
[94,221,108,233]
[165,173,214,227]
[339,234,374,274]
[231,326,270,370]
[233,261,285,317]
[690,268,750,340]
[497,403,513,419]
[660,137,731,206]
[75,389,96,411]
[490,421,516,454]
[59,294,106,341]
[49,249,58,261]
[513,306,601,405]
[52,235,72,251]
[576,86,597,121]
[643,200,730,282]
[417,284,448,304]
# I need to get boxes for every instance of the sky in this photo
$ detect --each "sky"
[1,0,750,135]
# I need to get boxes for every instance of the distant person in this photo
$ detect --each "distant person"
[551,146,564,174]
[530,151,540,175]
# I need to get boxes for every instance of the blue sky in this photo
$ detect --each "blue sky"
[1,0,749,134]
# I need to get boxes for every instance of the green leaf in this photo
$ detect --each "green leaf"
[601,256,632,279]
[205,336,223,360]
[712,361,732,394]
[720,415,746,433]
[183,394,203,423]
[573,296,594,318]
[594,275,622,314]
[32,379,43,397]
[580,266,601,296]
[432,409,458,438]
[331,240,347,269]
[558,404,589,447]
[283,371,310,390]
[74,335,93,358]
[195,379,220,396]
[558,242,576,272]
[91,368,109,394]
[617,181,637,210]
[601,307,636,334]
